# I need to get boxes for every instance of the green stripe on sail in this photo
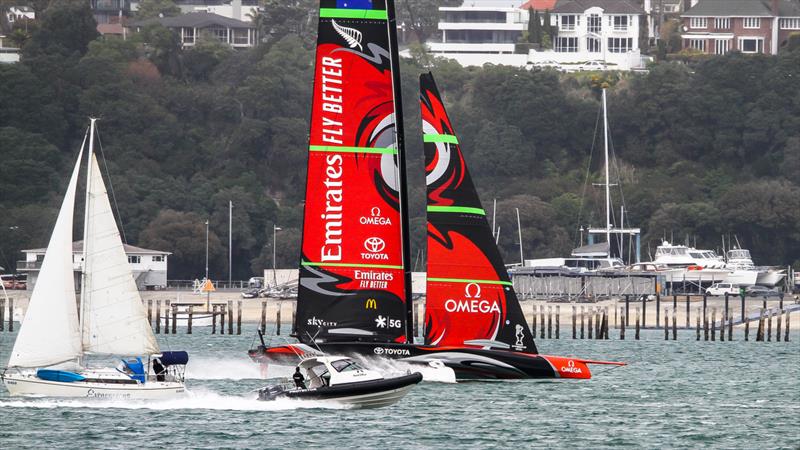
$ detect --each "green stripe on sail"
[428,277,513,287]
[423,134,459,144]
[309,145,396,154]
[427,205,485,215]
[302,261,403,270]
[319,8,388,20]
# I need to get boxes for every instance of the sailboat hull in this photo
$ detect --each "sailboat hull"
[2,372,185,399]
[249,343,603,380]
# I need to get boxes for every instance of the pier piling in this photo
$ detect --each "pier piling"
[696,307,701,340]
[619,307,625,340]
[741,293,746,323]
[635,306,640,340]
[212,305,217,334]
[555,306,560,339]
[642,295,646,328]
[237,300,242,335]
[720,310,725,342]
[220,305,225,335]
[164,300,171,334]
[703,293,708,322]
[227,300,233,335]
[260,301,266,335]
[276,303,281,335]
[187,306,193,334]
[664,308,669,340]
[711,308,717,341]
[540,305,545,339]
[533,304,538,337]
[777,310,782,342]
[171,304,177,334]
[588,309,594,339]
[767,309,773,342]
[580,306,585,339]
[745,313,749,341]
[656,294,661,328]
[672,307,677,340]
[728,311,733,341]
[704,310,709,341]
[784,310,790,341]
[685,295,690,329]
[155,300,161,334]
[756,308,765,341]
[147,299,152,326]
[571,305,576,339]
[547,306,552,339]
[625,295,630,324]
[0,297,4,331]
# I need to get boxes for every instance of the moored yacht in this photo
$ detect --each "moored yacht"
[726,248,786,287]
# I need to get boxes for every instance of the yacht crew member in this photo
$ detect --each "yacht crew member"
[293,367,306,389]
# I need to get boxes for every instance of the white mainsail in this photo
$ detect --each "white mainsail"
[80,152,159,356]
[8,144,85,368]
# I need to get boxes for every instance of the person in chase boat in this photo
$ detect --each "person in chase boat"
[293,367,306,389]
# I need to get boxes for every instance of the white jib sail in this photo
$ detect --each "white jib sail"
[8,145,85,368]
[81,153,159,356]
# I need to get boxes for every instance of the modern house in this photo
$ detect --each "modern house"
[128,12,258,48]
[18,241,171,291]
[6,5,35,24]
[426,0,530,67]
[90,0,132,25]
[680,0,800,55]
[528,0,648,70]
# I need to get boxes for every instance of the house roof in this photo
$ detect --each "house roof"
[23,241,171,256]
[97,23,125,35]
[683,0,800,17]
[552,0,645,14]
[130,12,254,30]
[521,0,559,11]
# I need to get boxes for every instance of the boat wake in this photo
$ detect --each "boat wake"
[0,387,348,411]
[185,357,288,380]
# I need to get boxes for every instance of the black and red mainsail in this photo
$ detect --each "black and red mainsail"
[421,73,537,353]
[295,0,412,343]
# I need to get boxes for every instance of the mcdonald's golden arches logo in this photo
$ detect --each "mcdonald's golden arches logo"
[365,298,377,309]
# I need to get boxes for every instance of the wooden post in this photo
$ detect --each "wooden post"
[641,294,646,328]
[588,308,593,339]
[673,294,677,312]
[171,304,177,334]
[703,309,709,341]
[227,300,233,335]
[741,292,746,323]
[260,301,267,335]
[625,295,630,324]
[0,297,5,331]
[571,305,576,339]
[756,308,764,342]
[555,305,560,339]
[155,300,161,334]
[728,310,733,341]
[532,304,538,337]
[580,306,585,339]
[603,309,609,339]
[291,301,298,335]
[672,306,677,340]
[212,304,217,334]
[776,309,782,342]
[276,303,281,336]
[719,309,725,342]
[696,307,701,340]
[237,300,242,335]
[187,305,193,334]
[539,305,545,339]
[785,310,790,342]
[620,306,625,340]
[724,294,730,336]
[635,306,640,340]
[664,308,669,340]
[656,294,660,328]
[7,298,12,332]
[164,300,171,334]
[547,306,552,339]
[767,308,773,342]
[703,293,708,323]
[711,308,716,341]
[744,313,749,341]
[686,295,690,329]
[595,309,602,338]
[220,304,225,335]
[147,299,153,326]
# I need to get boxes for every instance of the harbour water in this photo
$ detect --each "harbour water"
[1,325,798,449]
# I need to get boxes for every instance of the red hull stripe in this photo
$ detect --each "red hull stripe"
[319,8,388,20]
[427,205,485,215]
[309,145,396,155]
[301,261,403,270]
[428,277,513,286]
[424,134,459,144]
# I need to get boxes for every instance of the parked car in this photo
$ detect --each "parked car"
[705,282,741,296]
[579,60,607,71]
[745,285,780,298]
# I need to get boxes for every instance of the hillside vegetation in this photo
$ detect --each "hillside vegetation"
[1,2,798,279]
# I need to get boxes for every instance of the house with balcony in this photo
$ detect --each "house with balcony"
[426,0,531,67]
[528,0,648,70]
[681,0,800,55]
[18,241,170,291]
[128,11,258,48]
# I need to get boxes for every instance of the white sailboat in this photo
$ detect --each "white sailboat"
[2,119,187,399]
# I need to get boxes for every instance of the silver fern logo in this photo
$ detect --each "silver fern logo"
[332,19,363,51]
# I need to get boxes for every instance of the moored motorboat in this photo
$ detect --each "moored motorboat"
[257,356,421,408]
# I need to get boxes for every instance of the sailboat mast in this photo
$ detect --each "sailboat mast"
[386,0,414,342]
[602,89,611,253]
[79,118,96,361]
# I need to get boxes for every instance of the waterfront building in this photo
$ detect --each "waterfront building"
[681,0,800,55]
[18,241,170,291]
[128,12,258,49]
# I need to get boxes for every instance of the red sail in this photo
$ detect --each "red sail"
[296,0,409,343]
[421,73,537,353]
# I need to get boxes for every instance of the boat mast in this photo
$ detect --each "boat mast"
[602,89,611,256]
[386,0,414,342]
[78,118,96,365]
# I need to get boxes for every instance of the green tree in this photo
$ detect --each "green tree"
[24,0,98,57]
[397,0,460,44]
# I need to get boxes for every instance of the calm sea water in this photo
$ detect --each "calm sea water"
[1,325,798,449]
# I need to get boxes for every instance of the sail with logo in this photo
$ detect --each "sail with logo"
[421,73,537,353]
[294,0,413,343]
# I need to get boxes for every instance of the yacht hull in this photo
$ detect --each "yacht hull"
[756,271,785,287]
[2,372,185,399]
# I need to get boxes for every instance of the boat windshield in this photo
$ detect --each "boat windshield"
[330,359,364,373]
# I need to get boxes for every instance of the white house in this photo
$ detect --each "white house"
[529,0,648,70]
[129,0,261,22]
[0,35,20,64]
[18,241,171,291]
[427,0,530,67]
